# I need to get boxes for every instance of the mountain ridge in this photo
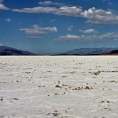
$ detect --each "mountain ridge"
[59,48,118,55]
[0,46,36,55]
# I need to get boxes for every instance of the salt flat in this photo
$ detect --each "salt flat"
[0,56,118,118]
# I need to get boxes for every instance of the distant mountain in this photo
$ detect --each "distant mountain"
[60,48,118,55]
[0,46,36,55]
[109,50,118,55]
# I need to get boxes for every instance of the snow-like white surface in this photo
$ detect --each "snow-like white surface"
[0,56,118,118]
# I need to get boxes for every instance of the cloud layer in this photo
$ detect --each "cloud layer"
[0,0,9,10]
[1,1,118,24]
[5,18,11,22]
[79,29,98,34]
[20,24,57,35]
[0,4,9,10]
[82,7,118,24]
[56,32,118,42]
[12,1,118,24]
[12,6,83,17]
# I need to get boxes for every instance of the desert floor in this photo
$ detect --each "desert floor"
[0,56,118,118]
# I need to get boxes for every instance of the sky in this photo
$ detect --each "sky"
[1,0,118,54]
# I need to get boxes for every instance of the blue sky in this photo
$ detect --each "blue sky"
[1,0,118,54]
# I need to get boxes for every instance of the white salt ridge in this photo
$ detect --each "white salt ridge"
[0,56,118,118]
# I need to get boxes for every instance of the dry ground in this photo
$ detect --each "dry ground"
[0,56,118,118]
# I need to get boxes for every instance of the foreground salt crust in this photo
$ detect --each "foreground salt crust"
[0,56,118,118]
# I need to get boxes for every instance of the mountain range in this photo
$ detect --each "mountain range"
[0,46,35,55]
[0,46,118,55]
[60,48,118,55]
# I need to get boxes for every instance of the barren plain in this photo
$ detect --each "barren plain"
[0,56,118,118]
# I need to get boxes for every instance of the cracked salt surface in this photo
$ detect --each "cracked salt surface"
[0,56,118,118]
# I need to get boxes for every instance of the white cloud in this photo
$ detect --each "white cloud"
[5,18,11,22]
[81,7,118,24]
[79,29,98,34]
[99,32,118,40]
[12,6,83,17]
[20,28,46,34]
[0,3,9,10]
[0,1,9,10]
[55,32,118,42]
[58,34,92,42]
[60,34,80,39]
[67,26,73,32]
[0,0,3,3]
[27,36,43,39]
[57,6,83,17]
[0,43,2,46]
[20,24,57,35]
[39,1,64,6]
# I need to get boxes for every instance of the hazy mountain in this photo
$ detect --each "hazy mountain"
[0,46,35,55]
[61,48,118,55]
